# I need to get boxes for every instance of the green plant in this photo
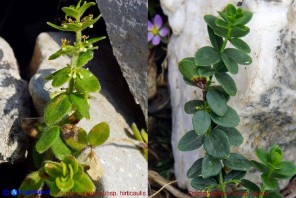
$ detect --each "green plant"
[178,4,296,198]
[131,123,148,160]
[250,145,296,198]
[20,1,109,196]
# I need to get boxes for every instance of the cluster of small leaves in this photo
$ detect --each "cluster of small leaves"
[178,4,296,198]
[20,156,95,197]
[178,4,253,193]
[246,145,296,197]
[131,123,148,160]
[20,1,109,197]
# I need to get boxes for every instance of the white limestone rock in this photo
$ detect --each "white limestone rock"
[161,0,296,189]
[0,37,30,163]
[29,32,147,197]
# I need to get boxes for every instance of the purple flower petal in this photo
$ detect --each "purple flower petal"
[159,27,169,37]
[148,32,153,42]
[152,35,161,46]
[154,14,163,29]
[148,20,153,30]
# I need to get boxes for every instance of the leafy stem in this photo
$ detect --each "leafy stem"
[259,185,266,198]
[19,1,111,197]
[219,171,227,198]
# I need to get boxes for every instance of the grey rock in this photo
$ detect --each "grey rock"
[29,32,147,196]
[161,0,296,189]
[0,37,30,163]
[96,0,148,121]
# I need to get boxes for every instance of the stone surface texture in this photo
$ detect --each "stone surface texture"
[161,0,296,189]
[29,32,147,197]
[96,0,148,121]
[0,37,30,163]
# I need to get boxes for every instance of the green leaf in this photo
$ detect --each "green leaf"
[178,130,204,151]
[20,171,44,191]
[224,48,252,65]
[226,4,236,17]
[204,129,230,159]
[62,7,79,19]
[233,11,253,26]
[87,36,106,44]
[195,46,221,66]
[44,94,72,126]
[208,26,223,50]
[231,25,250,38]
[72,172,96,193]
[229,38,251,53]
[191,177,217,190]
[49,46,76,60]
[80,15,100,30]
[48,181,62,197]
[261,174,278,190]
[221,53,238,74]
[272,161,296,178]
[178,57,199,81]
[51,135,71,160]
[76,51,94,67]
[87,122,110,147]
[204,15,228,37]
[78,2,96,18]
[198,67,216,77]
[187,158,203,178]
[63,127,88,151]
[184,100,204,114]
[250,160,269,173]
[215,72,237,96]
[74,69,100,92]
[141,129,148,143]
[192,110,211,135]
[255,148,268,164]
[216,61,229,73]
[218,11,229,22]
[131,123,143,142]
[56,177,74,192]
[240,179,261,192]
[211,106,240,127]
[52,67,72,87]
[206,88,228,116]
[202,155,222,178]
[268,145,283,166]
[47,22,69,32]
[44,161,63,178]
[70,93,90,119]
[215,19,228,28]
[211,85,230,101]
[36,126,60,154]
[216,127,243,146]
[223,153,252,171]
[225,170,246,182]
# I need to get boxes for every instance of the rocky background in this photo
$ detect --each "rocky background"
[0,0,147,195]
[161,0,296,191]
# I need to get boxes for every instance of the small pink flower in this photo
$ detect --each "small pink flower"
[148,14,169,46]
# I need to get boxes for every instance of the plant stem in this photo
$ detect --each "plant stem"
[220,39,228,53]
[67,23,82,94]
[219,171,227,198]
[259,185,266,198]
